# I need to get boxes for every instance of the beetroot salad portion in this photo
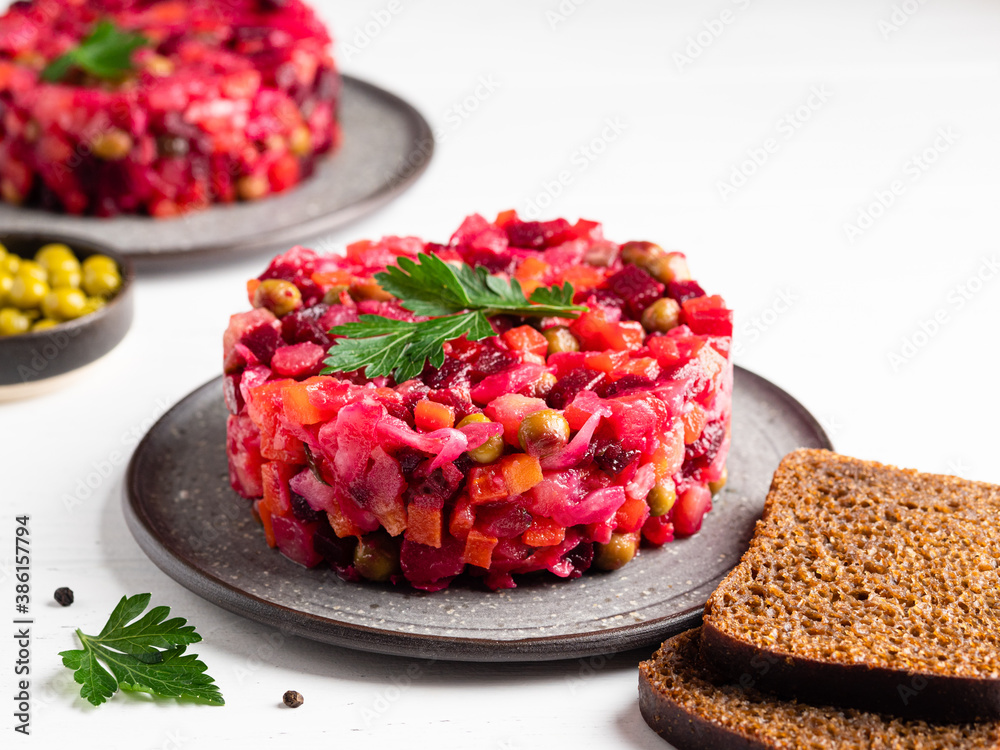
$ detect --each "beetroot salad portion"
[0,0,338,217]
[224,211,733,591]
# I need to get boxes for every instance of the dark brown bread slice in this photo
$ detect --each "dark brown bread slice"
[639,629,1000,750]
[701,449,1000,723]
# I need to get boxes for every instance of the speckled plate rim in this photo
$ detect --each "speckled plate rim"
[123,367,832,662]
[1,76,433,263]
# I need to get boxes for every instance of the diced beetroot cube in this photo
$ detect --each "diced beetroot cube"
[226,413,264,498]
[290,489,325,523]
[547,351,587,377]
[606,264,665,319]
[450,213,509,254]
[667,280,706,304]
[400,534,465,590]
[319,303,360,331]
[313,525,357,570]
[475,503,533,538]
[592,440,641,475]
[605,393,671,455]
[470,363,551,405]
[547,367,606,409]
[223,308,279,373]
[240,323,283,367]
[682,295,734,336]
[504,218,573,249]
[271,342,325,378]
[271,515,323,567]
[468,340,519,381]
[224,373,245,415]
[281,303,334,347]
[642,515,675,546]
[673,485,712,536]
[648,335,684,368]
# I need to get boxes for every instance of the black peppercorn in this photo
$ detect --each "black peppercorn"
[54,587,74,606]
[283,690,304,708]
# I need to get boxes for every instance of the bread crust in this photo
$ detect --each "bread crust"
[701,448,1000,723]
[700,618,1000,723]
[639,629,1000,750]
[639,664,770,750]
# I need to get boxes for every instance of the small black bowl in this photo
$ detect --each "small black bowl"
[0,233,134,397]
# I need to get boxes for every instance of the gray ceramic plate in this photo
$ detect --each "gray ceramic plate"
[0,76,432,262]
[123,367,831,662]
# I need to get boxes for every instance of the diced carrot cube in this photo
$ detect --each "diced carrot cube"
[463,529,498,568]
[519,279,541,297]
[326,508,361,539]
[614,494,650,534]
[282,381,324,425]
[584,350,629,373]
[255,498,277,548]
[406,505,442,548]
[345,239,376,261]
[502,325,548,358]
[683,404,706,444]
[514,256,550,282]
[311,269,353,288]
[558,265,605,293]
[571,310,643,352]
[500,454,543,495]
[414,399,456,432]
[246,278,260,306]
[612,357,661,381]
[248,380,306,463]
[494,209,518,226]
[523,516,566,547]
[468,465,508,504]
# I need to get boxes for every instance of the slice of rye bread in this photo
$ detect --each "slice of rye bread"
[639,628,1000,750]
[700,449,1000,723]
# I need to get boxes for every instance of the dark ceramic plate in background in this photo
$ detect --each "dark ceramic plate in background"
[123,367,831,662]
[0,233,133,398]
[0,76,433,263]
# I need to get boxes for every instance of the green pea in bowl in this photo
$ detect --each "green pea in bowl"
[0,233,134,399]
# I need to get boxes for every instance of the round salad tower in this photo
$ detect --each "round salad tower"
[224,212,733,591]
[0,0,339,217]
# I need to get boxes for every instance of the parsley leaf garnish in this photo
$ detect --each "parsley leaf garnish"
[59,594,224,707]
[42,20,148,83]
[322,253,587,383]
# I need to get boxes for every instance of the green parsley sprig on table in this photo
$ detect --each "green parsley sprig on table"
[59,593,224,707]
[322,253,587,383]
[42,20,148,83]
